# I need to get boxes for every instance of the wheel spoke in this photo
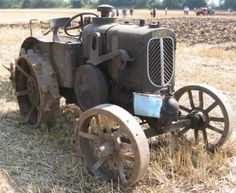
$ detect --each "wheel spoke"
[178,126,191,136]
[79,131,101,142]
[26,105,36,122]
[16,63,30,79]
[112,130,122,139]
[92,156,108,171]
[194,129,199,144]
[188,90,195,109]
[205,101,218,113]
[94,115,101,129]
[36,105,40,112]
[16,90,29,97]
[179,105,191,113]
[199,91,204,108]
[94,115,104,137]
[210,117,224,122]
[202,129,209,147]
[207,124,224,134]
[118,162,127,183]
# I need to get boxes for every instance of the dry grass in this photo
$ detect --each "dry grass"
[176,43,236,110]
[0,10,236,192]
[198,47,236,62]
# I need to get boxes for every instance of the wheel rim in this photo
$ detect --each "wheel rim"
[76,104,150,186]
[15,57,42,126]
[174,84,233,152]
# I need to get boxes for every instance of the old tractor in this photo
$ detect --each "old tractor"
[11,4,234,186]
[195,7,215,16]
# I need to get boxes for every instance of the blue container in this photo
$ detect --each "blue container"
[133,92,163,118]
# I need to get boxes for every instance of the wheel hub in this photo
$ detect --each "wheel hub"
[97,141,114,157]
[187,109,209,130]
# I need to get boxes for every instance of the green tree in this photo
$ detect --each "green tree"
[0,0,20,8]
[162,0,185,9]
[81,0,98,8]
[224,0,236,9]
[30,0,68,8]
[70,0,81,8]
[98,0,148,8]
[22,0,31,8]
[184,0,207,9]
[147,0,162,8]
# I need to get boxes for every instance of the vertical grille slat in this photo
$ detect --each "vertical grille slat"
[148,37,174,87]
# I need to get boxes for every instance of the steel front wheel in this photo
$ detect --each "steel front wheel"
[75,104,150,186]
[174,84,233,152]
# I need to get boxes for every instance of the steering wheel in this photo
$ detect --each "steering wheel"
[64,12,98,37]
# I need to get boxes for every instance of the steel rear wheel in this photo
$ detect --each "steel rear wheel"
[16,57,42,126]
[15,50,60,127]
[76,104,150,186]
[174,84,234,152]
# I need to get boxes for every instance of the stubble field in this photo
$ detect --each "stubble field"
[0,9,236,193]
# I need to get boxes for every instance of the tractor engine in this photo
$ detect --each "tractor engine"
[79,5,177,123]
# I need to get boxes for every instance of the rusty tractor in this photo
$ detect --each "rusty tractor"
[11,4,234,186]
[196,7,215,16]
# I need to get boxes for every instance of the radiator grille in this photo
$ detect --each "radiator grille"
[147,37,174,87]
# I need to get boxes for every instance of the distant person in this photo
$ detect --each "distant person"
[165,7,168,16]
[186,6,190,15]
[152,8,156,18]
[122,8,125,17]
[228,8,233,13]
[116,8,119,17]
[111,9,115,17]
[122,8,127,19]
[130,8,134,16]
[184,6,187,15]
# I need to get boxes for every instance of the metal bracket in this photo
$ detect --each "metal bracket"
[29,19,38,36]
[87,49,133,68]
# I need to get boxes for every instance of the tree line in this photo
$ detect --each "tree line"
[0,0,235,9]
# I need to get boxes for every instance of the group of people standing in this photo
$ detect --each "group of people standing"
[112,6,191,19]
[111,8,134,18]
[150,7,168,18]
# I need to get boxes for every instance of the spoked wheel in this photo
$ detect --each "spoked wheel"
[15,50,60,127]
[174,84,234,152]
[76,104,150,186]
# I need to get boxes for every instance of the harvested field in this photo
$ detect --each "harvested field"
[0,9,236,193]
